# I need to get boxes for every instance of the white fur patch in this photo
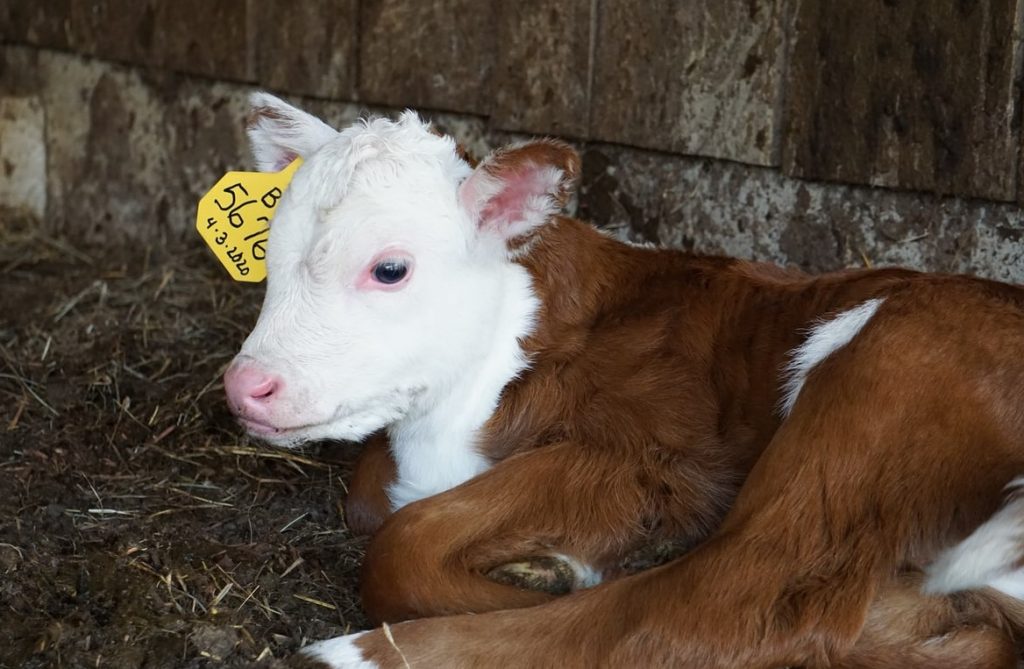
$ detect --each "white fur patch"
[551,553,603,589]
[779,298,884,416]
[924,485,1024,597]
[386,262,539,510]
[302,632,378,669]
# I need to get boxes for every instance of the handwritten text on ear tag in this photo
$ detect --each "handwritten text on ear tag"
[196,158,302,282]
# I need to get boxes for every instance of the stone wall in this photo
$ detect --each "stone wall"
[3,1,1024,281]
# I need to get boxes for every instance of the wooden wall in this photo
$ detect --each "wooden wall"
[5,1,1024,283]
[5,0,1022,201]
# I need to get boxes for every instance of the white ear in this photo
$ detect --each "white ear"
[246,92,338,171]
[458,139,580,243]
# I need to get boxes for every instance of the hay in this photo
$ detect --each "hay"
[0,211,369,667]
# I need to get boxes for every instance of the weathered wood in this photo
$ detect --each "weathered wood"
[577,143,1024,282]
[156,0,251,81]
[784,0,1022,201]
[491,0,592,138]
[5,1,250,81]
[3,0,73,50]
[70,0,161,66]
[254,0,357,100]
[359,0,494,113]
[590,0,786,166]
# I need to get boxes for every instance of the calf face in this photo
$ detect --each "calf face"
[225,93,578,448]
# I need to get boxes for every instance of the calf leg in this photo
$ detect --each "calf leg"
[303,575,1022,669]
[839,573,1022,669]
[359,441,658,623]
[344,434,395,536]
[346,435,678,596]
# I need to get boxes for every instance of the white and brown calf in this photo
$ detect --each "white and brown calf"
[225,93,1024,668]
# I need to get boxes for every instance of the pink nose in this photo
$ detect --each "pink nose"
[224,360,281,422]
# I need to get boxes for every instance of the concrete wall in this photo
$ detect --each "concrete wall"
[3,1,1024,281]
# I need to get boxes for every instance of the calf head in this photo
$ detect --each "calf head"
[225,93,580,448]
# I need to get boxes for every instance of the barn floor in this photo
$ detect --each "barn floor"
[0,213,369,668]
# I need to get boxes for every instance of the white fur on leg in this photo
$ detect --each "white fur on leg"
[302,632,379,669]
[551,552,603,589]
[779,298,885,416]
[924,488,1024,598]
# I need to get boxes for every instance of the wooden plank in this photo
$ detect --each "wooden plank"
[3,0,73,50]
[783,0,1022,201]
[254,0,357,100]
[359,0,494,113]
[9,1,250,82]
[70,0,161,66]
[490,0,591,138]
[590,0,786,166]
[577,144,1024,282]
[156,0,251,81]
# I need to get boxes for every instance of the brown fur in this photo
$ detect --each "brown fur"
[343,433,394,537]
[333,142,1024,666]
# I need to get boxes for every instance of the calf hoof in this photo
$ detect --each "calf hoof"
[616,537,694,576]
[486,555,591,595]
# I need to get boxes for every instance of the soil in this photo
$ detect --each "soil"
[0,212,369,668]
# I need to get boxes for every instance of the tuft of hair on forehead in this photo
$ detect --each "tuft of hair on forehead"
[328,112,469,182]
[344,111,467,169]
[287,111,475,215]
[246,92,472,180]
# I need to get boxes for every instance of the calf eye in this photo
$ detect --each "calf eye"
[372,260,408,284]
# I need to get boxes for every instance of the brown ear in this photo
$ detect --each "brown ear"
[458,139,581,241]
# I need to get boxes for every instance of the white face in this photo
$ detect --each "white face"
[225,94,575,448]
[229,114,496,446]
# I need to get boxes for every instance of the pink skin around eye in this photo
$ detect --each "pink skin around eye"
[355,250,414,292]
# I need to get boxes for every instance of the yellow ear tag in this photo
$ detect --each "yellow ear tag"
[196,158,303,282]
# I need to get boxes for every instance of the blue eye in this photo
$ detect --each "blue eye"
[372,260,408,284]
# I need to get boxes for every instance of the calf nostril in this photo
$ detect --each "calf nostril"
[250,379,277,400]
[224,362,281,412]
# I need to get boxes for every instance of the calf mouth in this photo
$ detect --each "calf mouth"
[237,415,288,437]
[234,390,419,447]
[235,410,362,448]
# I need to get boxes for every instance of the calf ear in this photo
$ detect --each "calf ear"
[458,140,580,242]
[246,92,338,171]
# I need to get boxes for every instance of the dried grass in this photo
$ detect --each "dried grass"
[0,211,368,667]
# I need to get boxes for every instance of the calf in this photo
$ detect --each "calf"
[226,93,1024,668]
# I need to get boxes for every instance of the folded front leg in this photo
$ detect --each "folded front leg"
[358,441,659,623]
[344,434,396,537]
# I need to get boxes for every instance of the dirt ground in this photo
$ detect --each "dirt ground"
[0,212,370,668]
